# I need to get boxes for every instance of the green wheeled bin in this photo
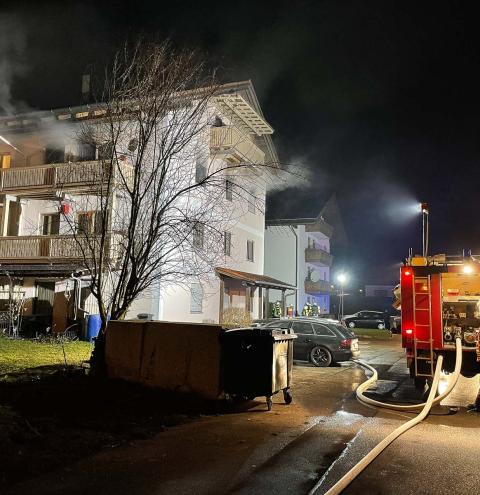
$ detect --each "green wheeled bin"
[220,327,296,411]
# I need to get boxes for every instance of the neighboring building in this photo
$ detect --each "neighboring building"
[0,80,292,335]
[264,212,333,315]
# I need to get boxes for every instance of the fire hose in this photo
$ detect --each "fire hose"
[310,338,462,495]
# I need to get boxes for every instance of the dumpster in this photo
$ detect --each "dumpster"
[220,327,296,410]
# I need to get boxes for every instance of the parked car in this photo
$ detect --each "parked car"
[255,317,359,367]
[342,311,387,329]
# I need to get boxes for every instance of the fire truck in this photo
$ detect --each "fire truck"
[397,203,480,388]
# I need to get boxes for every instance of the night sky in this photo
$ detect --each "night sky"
[2,1,480,285]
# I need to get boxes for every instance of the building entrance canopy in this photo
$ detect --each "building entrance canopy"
[216,267,296,321]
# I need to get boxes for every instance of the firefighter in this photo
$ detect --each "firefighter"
[272,301,282,318]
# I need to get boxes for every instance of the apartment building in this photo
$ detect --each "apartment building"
[264,210,334,315]
[0,81,292,335]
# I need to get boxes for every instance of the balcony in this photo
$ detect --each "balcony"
[210,126,265,165]
[0,161,134,197]
[305,219,333,238]
[305,279,331,294]
[305,248,333,266]
[0,234,122,263]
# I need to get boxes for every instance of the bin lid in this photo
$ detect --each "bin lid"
[221,327,296,341]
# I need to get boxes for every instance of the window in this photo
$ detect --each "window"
[76,211,103,235]
[193,222,204,249]
[45,148,64,164]
[190,283,204,313]
[328,324,355,338]
[94,211,105,234]
[98,142,114,160]
[77,213,90,234]
[225,179,233,201]
[292,321,314,334]
[224,231,231,256]
[195,156,207,183]
[78,142,96,161]
[248,190,256,213]
[1,153,11,169]
[313,323,335,336]
[246,240,254,262]
[265,321,291,329]
[41,213,60,235]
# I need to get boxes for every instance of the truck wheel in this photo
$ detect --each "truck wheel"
[283,388,293,405]
[414,376,427,391]
[377,323,385,329]
[310,346,332,367]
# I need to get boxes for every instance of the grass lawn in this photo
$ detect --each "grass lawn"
[0,336,93,375]
[353,328,393,340]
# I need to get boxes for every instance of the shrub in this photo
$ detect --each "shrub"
[221,308,252,329]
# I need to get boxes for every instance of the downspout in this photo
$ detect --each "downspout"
[70,274,89,321]
[288,226,298,313]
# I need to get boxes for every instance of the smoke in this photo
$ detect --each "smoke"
[0,14,28,115]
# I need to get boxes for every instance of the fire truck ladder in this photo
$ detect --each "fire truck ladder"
[413,275,435,378]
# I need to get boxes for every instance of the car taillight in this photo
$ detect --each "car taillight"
[340,338,352,349]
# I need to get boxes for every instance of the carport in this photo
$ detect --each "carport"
[216,267,296,321]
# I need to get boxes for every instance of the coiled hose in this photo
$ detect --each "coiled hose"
[356,337,462,411]
[310,337,462,495]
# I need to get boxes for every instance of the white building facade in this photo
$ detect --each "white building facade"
[0,81,292,335]
[264,215,333,316]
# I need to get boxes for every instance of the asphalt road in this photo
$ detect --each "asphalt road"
[5,336,480,495]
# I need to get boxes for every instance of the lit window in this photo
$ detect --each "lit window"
[1,153,11,169]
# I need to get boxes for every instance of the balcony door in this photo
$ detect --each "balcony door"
[35,281,55,316]
[41,213,60,235]
[6,201,21,236]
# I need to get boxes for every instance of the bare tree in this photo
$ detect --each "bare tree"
[55,40,278,369]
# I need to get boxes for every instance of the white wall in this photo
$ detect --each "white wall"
[264,223,332,314]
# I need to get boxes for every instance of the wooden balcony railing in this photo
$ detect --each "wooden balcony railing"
[305,248,333,266]
[0,234,122,263]
[0,161,134,195]
[210,126,265,165]
[305,279,331,294]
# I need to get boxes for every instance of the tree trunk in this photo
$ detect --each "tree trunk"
[90,319,108,378]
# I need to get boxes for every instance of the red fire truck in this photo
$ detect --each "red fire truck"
[399,254,480,387]
[397,204,480,387]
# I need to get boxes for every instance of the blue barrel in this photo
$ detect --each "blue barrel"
[86,314,102,342]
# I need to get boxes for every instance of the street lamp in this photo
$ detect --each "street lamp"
[420,202,429,258]
[337,273,348,320]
